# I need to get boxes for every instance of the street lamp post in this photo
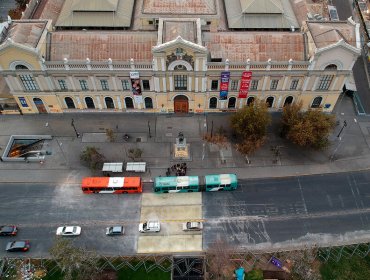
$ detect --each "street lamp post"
[330,120,347,161]
[45,122,68,166]
[148,121,152,138]
[337,120,347,139]
[71,118,80,138]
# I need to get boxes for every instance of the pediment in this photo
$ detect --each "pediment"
[152,36,207,54]
[0,39,39,57]
[315,39,360,56]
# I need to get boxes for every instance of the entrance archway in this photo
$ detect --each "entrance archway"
[174,95,189,113]
[33,98,47,113]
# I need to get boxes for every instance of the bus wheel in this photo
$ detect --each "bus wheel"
[164,191,168,193]
[155,188,159,192]
[123,191,128,194]
[188,190,193,192]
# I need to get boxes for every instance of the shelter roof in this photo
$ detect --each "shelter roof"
[203,31,305,61]
[48,31,157,61]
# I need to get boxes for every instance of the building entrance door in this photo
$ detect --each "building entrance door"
[33,98,47,114]
[174,95,188,113]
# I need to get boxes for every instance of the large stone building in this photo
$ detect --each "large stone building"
[0,0,362,114]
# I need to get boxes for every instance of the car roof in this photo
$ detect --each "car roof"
[112,226,122,231]
[64,226,75,231]
[11,241,26,247]
[0,226,14,231]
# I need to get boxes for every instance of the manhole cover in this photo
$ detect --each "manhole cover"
[136,138,142,142]
[166,133,173,137]
[167,126,173,129]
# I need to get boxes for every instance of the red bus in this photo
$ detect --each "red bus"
[81,177,142,194]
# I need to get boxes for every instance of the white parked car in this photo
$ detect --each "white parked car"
[182,222,203,231]
[139,220,160,233]
[56,226,81,236]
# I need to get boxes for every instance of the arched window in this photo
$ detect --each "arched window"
[283,96,293,106]
[311,96,323,108]
[266,97,274,108]
[228,97,236,108]
[15,65,29,70]
[209,97,217,109]
[325,64,337,70]
[105,97,115,109]
[145,97,153,109]
[65,97,75,109]
[247,96,255,106]
[85,97,95,109]
[125,97,134,109]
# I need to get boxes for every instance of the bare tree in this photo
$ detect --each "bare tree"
[128,148,143,161]
[206,239,235,280]
[289,247,321,280]
[105,128,116,142]
[49,238,101,280]
[80,146,105,171]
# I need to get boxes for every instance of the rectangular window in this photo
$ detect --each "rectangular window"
[79,79,88,91]
[290,79,299,90]
[19,75,39,91]
[317,75,333,90]
[251,80,258,90]
[231,80,238,91]
[174,75,187,90]
[142,80,150,90]
[211,80,218,90]
[121,80,130,90]
[270,79,279,90]
[100,79,109,90]
[58,79,68,90]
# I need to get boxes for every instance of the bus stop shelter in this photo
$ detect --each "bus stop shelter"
[102,162,123,173]
[126,162,146,172]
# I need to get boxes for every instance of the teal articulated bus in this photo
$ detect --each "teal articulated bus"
[153,174,238,193]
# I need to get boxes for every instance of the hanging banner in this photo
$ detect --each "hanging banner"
[238,71,252,98]
[219,71,230,100]
[130,71,143,104]
[18,97,28,107]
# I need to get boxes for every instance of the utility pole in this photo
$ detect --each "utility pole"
[71,118,80,138]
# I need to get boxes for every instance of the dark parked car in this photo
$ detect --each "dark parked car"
[5,240,30,252]
[106,226,124,236]
[0,225,18,236]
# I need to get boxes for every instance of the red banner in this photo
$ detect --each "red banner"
[238,71,252,98]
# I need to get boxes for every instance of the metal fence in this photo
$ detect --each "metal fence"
[1,242,370,279]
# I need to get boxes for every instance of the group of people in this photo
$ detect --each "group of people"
[166,162,187,176]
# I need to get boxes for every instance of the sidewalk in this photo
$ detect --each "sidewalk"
[0,94,369,184]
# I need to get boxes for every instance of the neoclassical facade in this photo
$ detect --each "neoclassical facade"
[0,0,362,114]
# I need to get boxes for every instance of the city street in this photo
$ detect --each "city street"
[1,170,370,256]
[0,182,142,257]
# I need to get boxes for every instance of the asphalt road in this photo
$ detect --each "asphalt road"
[0,182,141,257]
[203,170,370,250]
[1,171,370,256]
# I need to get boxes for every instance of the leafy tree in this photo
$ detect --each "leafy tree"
[281,102,336,150]
[8,9,22,19]
[80,146,105,171]
[246,269,264,280]
[206,239,235,280]
[105,128,116,142]
[49,238,100,280]
[128,148,143,161]
[230,100,271,157]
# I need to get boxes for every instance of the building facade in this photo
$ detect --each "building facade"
[0,0,362,114]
